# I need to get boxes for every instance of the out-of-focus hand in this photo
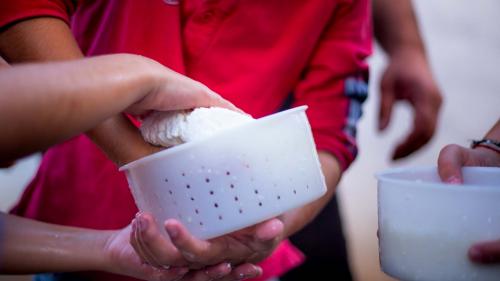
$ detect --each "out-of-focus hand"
[437,145,500,184]
[129,212,268,280]
[124,57,240,116]
[437,143,500,264]
[378,48,442,160]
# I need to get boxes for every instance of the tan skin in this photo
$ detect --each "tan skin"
[0,54,261,280]
[373,0,443,160]
[0,17,342,279]
[438,119,500,264]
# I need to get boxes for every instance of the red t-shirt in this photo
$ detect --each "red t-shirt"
[0,0,371,280]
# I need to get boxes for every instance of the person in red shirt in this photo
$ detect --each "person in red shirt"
[0,1,371,280]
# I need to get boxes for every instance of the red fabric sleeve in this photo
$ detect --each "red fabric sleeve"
[0,0,76,29]
[292,0,372,170]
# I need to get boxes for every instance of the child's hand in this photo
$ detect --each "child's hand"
[129,212,273,280]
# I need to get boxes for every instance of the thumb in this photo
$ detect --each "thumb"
[255,218,284,242]
[437,144,466,184]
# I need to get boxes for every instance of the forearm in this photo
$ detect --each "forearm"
[0,213,110,274]
[280,151,342,237]
[0,17,158,165]
[373,0,426,56]
[0,55,161,162]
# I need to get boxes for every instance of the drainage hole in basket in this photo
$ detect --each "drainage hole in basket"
[226,171,231,175]
[214,203,219,208]
[234,196,239,201]
[218,215,223,220]
[258,202,262,207]
[209,190,214,195]
[230,184,235,189]
[293,189,297,194]
[186,184,191,189]
[239,208,243,214]
[195,209,199,214]
[205,178,210,183]
[199,221,203,226]
[277,195,281,200]
[190,197,195,201]
[254,189,259,194]
[164,178,168,182]
[168,190,173,195]
[182,172,185,177]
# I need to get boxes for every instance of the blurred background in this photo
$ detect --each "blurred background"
[1,0,499,280]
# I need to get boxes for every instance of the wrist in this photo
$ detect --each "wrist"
[471,139,500,156]
[84,230,115,272]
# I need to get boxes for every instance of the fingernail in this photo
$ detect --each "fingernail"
[226,262,232,269]
[447,176,462,185]
[254,265,263,276]
[469,246,483,262]
[166,224,178,238]
[181,250,196,261]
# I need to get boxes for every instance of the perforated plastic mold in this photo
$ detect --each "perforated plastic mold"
[120,106,327,239]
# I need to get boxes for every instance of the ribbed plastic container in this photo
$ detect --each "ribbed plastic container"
[377,166,500,281]
[120,106,327,239]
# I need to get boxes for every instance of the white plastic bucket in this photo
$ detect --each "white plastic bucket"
[377,166,500,281]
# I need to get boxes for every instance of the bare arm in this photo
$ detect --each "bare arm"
[373,0,425,56]
[0,212,110,273]
[0,17,154,166]
[0,54,237,164]
[0,55,157,161]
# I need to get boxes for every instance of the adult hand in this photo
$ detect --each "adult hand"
[130,212,280,279]
[378,48,442,160]
[437,143,500,264]
[103,214,263,281]
[85,55,242,167]
[437,145,500,184]
[124,56,240,116]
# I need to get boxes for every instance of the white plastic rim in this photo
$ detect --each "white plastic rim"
[120,106,327,239]
[376,166,500,281]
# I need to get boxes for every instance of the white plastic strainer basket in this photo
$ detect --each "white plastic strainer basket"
[120,106,327,239]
